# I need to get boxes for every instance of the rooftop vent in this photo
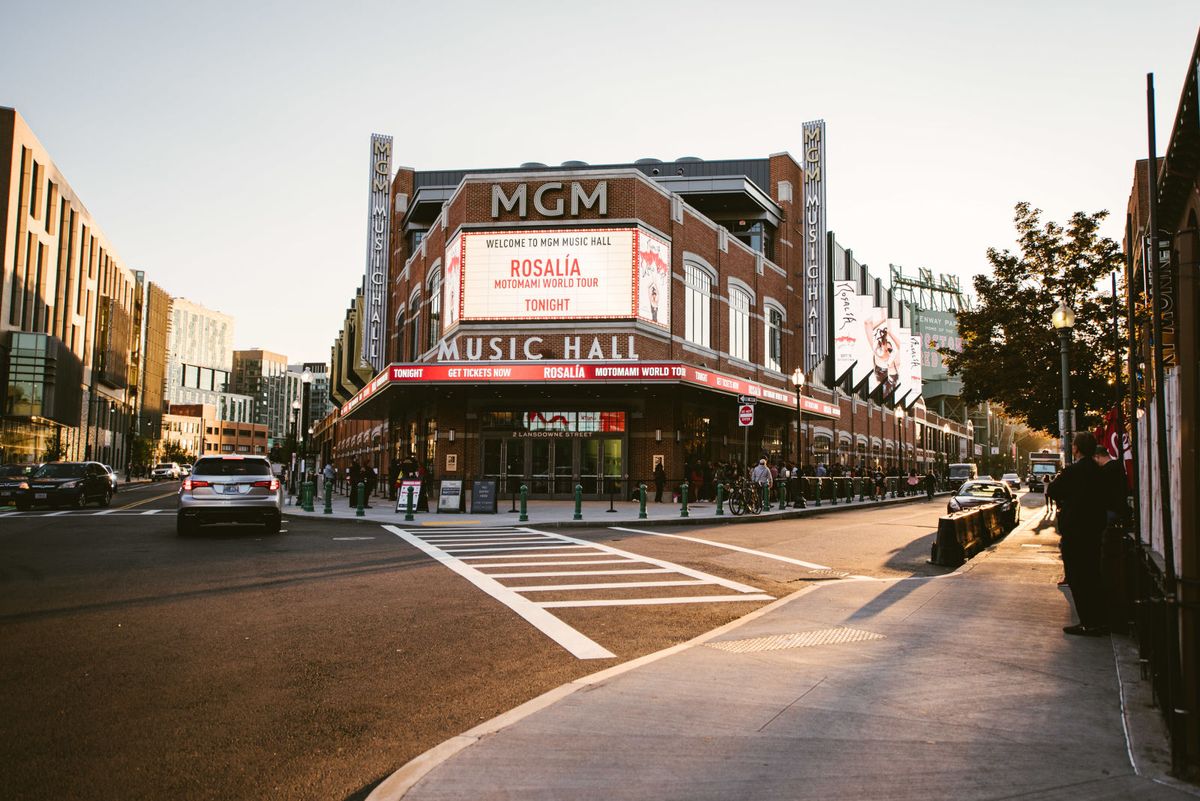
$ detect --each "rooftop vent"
[634,158,664,165]
[560,160,589,167]
[675,156,703,162]
[519,162,548,168]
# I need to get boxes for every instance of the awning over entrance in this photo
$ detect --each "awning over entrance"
[339,360,841,419]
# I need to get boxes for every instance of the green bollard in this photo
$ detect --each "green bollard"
[814,478,821,507]
[858,477,865,502]
[519,484,528,523]
[762,482,771,511]
[638,483,647,520]
[716,482,725,516]
[404,485,415,522]
[355,481,365,517]
[573,484,583,521]
[304,480,315,512]
[324,478,333,514]
[830,478,838,505]
[680,481,689,518]
[778,481,788,509]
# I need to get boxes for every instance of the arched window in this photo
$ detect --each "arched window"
[427,270,442,351]
[764,306,783,372]
[729,288,751,362]
[684,263,712,348]
[394,306,406,362]
[407,290,421,361]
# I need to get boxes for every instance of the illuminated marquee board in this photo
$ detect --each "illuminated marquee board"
[446,227,670,328]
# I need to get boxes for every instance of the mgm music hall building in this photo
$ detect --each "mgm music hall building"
[333,150,844,498]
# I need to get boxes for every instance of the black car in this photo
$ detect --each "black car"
[947,479,1020,529]
[0,463,41,506]
[16,462,114,510]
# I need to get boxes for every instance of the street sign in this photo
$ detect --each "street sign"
[738,404,755,427]
[737,394,758,404]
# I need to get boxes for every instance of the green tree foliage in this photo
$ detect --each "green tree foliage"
[161,441,195,465]
[941,202,1124,436]
[130,436,155,474]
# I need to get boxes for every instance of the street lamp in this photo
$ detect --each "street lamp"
[791,368,805,469]
[290,398,301,494]
[896,407,906,473]
[943,422,952,470]
[1051,302,1076,462]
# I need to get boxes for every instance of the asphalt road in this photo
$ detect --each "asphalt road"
[0,487,1009,801]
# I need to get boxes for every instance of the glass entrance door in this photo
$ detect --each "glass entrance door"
[552,439,573,496]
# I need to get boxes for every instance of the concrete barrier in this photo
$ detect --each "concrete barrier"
[930,502,1010,567]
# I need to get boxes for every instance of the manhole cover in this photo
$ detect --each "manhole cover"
[705,627,885,654]
[791,569,851,581]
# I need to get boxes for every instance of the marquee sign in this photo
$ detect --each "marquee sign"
[360,133,392,372]
[802,119,827,374]
[339,360,842,418]
[447,227,670,328]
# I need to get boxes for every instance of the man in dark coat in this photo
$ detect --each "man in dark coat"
[348,460,362,508]
[653,460,666,503]
[1048,432,1110,636]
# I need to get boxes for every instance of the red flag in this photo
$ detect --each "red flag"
[1094,406,1133,488]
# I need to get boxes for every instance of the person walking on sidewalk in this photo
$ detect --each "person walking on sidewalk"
[348,460,362,508]
[653,460,666,503]
[1047,432,1109,636]
[322,462,335,502]
[751,458,773,496]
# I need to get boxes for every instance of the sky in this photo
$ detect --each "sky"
[1,0,1196,365]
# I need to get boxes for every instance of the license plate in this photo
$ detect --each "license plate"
[224,485,241,494]
[35,493,47,499]
[0,490,11,497]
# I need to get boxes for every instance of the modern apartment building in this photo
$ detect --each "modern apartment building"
[164,296,253,423]
[232,348,294,447]
[1,107,141,468]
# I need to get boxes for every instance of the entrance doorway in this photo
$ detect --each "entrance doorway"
[481,436,624,499]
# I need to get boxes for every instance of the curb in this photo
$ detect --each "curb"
[285,491,954,530]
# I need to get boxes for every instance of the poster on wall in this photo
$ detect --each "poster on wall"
[636,230,671,329]
[832,281,876,389]
[443,232,463,333]
[893,323,913,405]
[907,334,923,407]
[863,307,902,397]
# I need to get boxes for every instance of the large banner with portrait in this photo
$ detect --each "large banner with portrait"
[832,281,876,389]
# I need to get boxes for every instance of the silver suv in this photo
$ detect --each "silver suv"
[177,455,283,536]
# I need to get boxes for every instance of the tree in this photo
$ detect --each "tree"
[161,441,195,465]
[130,435,156,475]
[941,202,1125,436]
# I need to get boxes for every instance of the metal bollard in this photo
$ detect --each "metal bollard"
[355,481,365,517]
[680,481,689,518]
[404,486,415,522]
[716,482,725,516]
[858,477,865,502]
[638,483,647,520]
[304,480,315,512]
[778,481,788,509]
[762,483,771,511]
[519,484,528,523]
[830,478,838,505]
[573,484,583,521]
[814,478,821,507]
[324,478,333,514]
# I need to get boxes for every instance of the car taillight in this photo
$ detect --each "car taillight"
[182,478,211,491]
[252,478,280,491]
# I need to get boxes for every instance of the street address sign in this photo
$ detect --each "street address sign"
[738,404,755,427]
[737,394,758,404]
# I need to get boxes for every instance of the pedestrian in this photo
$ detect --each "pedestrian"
[322,462,335,502]
[1043,473,1054,512]
[751,458,773,495]
[1047,432,1110,636]
[348,460,362,508]
[924,468,936,499]
[363,463,376,508]
[653,459,666,503]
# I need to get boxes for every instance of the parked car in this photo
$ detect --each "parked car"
[151,462,182,481]
[0,463,42,505]
[177,455,283,536]
[1000,472,1022,491]
[947,479,1019,529]
[101,464,120,492]
[180,463,193,477]
[15,462,114,510]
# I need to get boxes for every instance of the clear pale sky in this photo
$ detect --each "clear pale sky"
[1,0,1196,364]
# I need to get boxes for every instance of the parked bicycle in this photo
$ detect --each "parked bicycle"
[727,479,764,516]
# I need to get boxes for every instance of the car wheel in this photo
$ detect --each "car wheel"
[263,515,281,535]
[75,492,87,509]
[100,489,112,508]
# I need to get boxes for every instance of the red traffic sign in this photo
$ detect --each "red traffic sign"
[738,404,755,426]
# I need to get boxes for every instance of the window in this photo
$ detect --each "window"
[427,272,441,350]
[684,264,712,348]
[408,291,421,361]
[765,307,783,372]
[729,288,751,362]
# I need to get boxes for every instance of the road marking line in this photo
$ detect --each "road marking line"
[118,489,179,510]
[510,580,711,592]
[485,569,674,578]
[441,544,591,554]
[384,525,616,660]
[465,559,636,568]
[432,538,554,545]
[419,533,550,540]
[609,526,833,571]
[140,510,160,515]
[539,594,775,608]
[460,553,630,562]
[46,511,69,516]
[93,510,116,515]
[526,527,764,594]
[334,536,376,541]
[420,520,484,526]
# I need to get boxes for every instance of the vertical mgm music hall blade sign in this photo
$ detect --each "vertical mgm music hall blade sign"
[361,133,392,372]
[801,120,827,375]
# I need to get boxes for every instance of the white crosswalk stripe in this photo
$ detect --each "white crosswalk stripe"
[383,524,772,660]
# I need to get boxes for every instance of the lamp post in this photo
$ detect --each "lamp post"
[943,422,952,473]
[300,368,313,468]
[896,407,906,473]
[791,368,805,471]
[290,398,301,495]
[1051,302,1076,462]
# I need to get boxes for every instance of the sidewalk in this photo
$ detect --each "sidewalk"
[284,488,945,529]
[370,507,1197,801]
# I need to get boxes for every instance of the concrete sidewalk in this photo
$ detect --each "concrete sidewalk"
[370,509,1197,801]
[284,488,945,529]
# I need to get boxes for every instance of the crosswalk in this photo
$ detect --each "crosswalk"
[383,524,773,659]
[0,508,169,518]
